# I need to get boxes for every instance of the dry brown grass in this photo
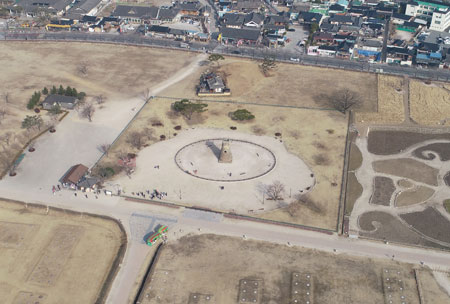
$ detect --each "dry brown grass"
[158,57,378,111]
[372,158,439,186]
[0,199,124,304]
[410,80,450,126]
[0,42,196,175]
[395,186,435,207]
[355,75,405,124]
[99,97,347,229]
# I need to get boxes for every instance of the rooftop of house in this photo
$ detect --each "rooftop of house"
[360,39,383,48]
[17,0,73,13]
[43,94,77,104]
[329,3,345,11]
[177,1,201,11]
[298,11,323,22]
[206,76,225,89]
[62,164,89,185]
[112,5,159,18]
[221,27,261,40]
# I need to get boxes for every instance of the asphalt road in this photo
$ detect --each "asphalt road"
[2,31,450,82]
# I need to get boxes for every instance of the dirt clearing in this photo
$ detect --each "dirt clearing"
[135,234,447,304]
[0,199,125,303]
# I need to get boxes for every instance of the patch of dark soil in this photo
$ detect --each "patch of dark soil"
[348,143,363,171]
[345,172,363,215]
[368,131,450,155]
[413,143,450,161]
[174,125,182,130]
[400,207,450,244]
[358,211,449,250]
[370,176,395,206]
[445,172,450,187]
[313,154,330,166]
[230,126,237,130]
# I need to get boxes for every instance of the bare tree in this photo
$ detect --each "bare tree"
[140,88,152,103]
[329,89,361,114]
[98,143,111,155]
[77,62,89,77]
[3,92,9,104]
[0,132,13,146]
[0,108,6,124]
[264,181,285,200]
[81,103,95,122]
[126,131,146,149]
[95,95,106,105]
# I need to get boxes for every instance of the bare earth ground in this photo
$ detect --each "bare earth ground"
[409,80,450,126]
[137,234,449,304]
[0,198,124,303]
[158,57,378,111]
[99,97,347,230]
[0,42,196,176]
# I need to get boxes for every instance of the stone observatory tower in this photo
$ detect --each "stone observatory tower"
[219,139,232,163]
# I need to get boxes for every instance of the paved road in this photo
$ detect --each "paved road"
[2,31,450,82]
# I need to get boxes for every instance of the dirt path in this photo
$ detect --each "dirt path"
[433,271,450,297]
[402,76,412,125]
[151,53,207,96]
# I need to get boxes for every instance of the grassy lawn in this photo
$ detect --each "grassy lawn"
[444,199,450,214]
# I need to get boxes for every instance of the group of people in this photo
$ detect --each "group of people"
[132,189,167,200]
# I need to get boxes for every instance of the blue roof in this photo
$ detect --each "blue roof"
[416,53,429,60]
[430,52,442,59]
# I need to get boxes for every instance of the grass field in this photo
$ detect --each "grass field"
[158,57,378,111]
[0,42,196,176]
[410,80,450,126]
[445,199,450,214]
[355,75,405,124]
[0,198,125,303]
[136,234,449,304]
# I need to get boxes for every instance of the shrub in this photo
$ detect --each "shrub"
[229,109,255,121]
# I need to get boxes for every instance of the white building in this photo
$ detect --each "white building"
[405,0,450,32]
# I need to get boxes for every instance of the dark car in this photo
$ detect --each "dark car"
[231,50,240,54]
[288,28,295,32]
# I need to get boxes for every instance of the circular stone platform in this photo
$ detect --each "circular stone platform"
[175,139,276,181]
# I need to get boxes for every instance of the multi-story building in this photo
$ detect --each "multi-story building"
[405,0,450,31]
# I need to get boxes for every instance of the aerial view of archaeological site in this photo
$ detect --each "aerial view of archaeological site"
[1,0,450,303]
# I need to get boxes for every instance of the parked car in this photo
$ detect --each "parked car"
[290,57,300,62]
[231,50,240,54]
[288,28,295,32]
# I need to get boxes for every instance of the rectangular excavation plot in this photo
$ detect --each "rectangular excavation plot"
[27,224,84,286]
[0,222,38,248]
[382,269,408,304]
[238,279,262,303]
[188,293,215,304]
[12,291,47,304]
[291,272,313,304]
[142,269,172,303]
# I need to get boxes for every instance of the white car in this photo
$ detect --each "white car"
[290,57,300,62]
